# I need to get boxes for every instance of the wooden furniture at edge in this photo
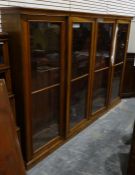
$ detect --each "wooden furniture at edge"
[0,32,20,138]
[127,122,135,175]
[1,7,131,169]
[0,79,25,175]
[122,53,135,97]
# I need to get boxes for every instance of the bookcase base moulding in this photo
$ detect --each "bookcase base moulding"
[1,7,131,169]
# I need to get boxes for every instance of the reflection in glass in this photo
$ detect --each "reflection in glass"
[72,23,91,78]
[32,87,60,151]
[70,77,88,128]
[111,65,123,101]
[30,22,60,91]
[92,70,108,113]
[95,23,113,69]
[0,45,3,64]
[115,24,128,64]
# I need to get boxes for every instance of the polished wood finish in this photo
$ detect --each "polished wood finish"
[0,7,132,20]
[122,53,135,97]
[1,7,131,168]
[0,33,19,136]
[127,122,135,175]
[0,79,25,175]
[0,33,11,94]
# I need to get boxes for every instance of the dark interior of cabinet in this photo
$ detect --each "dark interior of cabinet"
[111,64,123,101]
[30,22,62,151]
[0,71,6,79]
[0,44,4,64]
[110,23,129,102]
[32,87,60,151]
[95,23,113,70]
[69,22,92,129]
[115,24,129,64]
[92,69,109,113]
[70,77,88,128]
[71,23,91,78]
[122,53,135,97]
[92,22,114,114]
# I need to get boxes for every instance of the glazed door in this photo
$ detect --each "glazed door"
[67,17,94,134]
[122,53,135,97]
[91,21,115,115]
[29,20,65,153]
[109,21,130,104]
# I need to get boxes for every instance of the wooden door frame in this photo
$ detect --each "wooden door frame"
[66,16,95,137]
[21,16,66,163]
[108,20,131,106]
[119,21,131,96]
[90,19,116,117]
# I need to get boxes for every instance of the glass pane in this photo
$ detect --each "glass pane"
[95,23,113,69]
[92,70,108,113]
[70,77,88,128]
[72,23,92,78]
[111,65,123,101]
[30,22,61,91]
[115,24,128,64]
[0,44,4,64]
[32,87,60,151]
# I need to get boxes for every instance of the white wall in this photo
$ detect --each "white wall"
[0,0,135,16]
[128,19,135,53]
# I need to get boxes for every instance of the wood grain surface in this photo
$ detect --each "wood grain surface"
[0,79,25,175]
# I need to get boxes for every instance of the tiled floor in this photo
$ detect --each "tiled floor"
[27,98,135,175]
